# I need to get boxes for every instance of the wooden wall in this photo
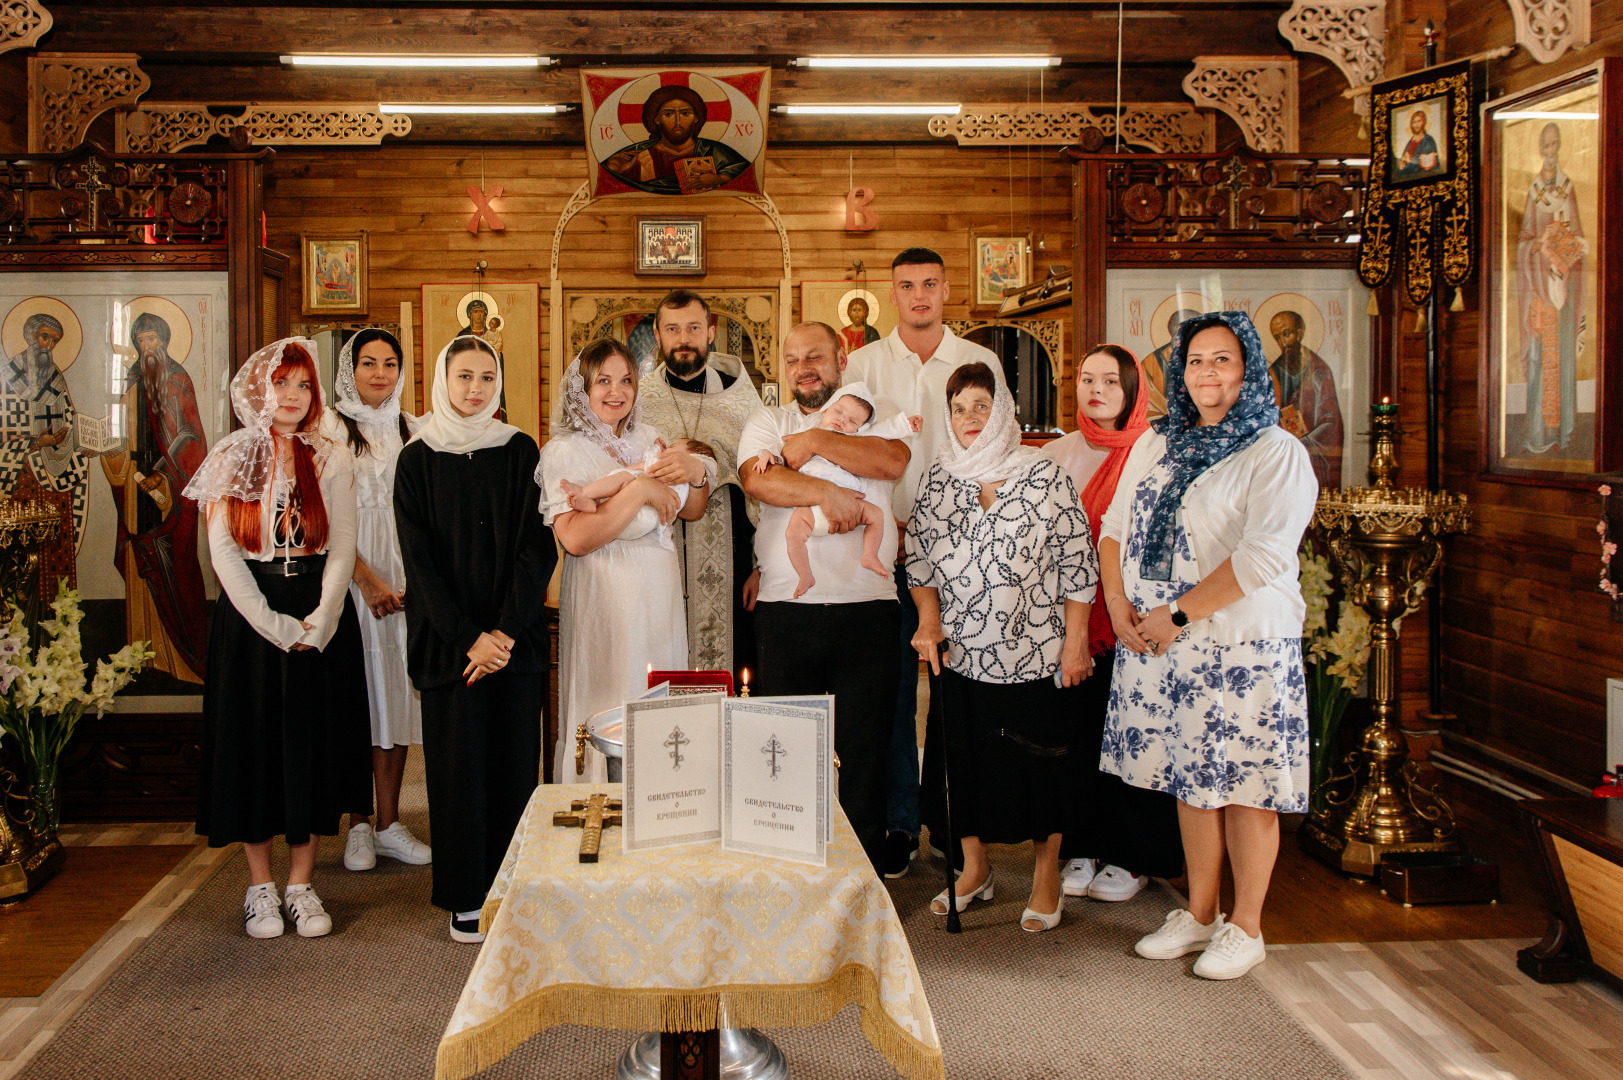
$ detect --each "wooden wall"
[262,142,1076,433]
[1302,0,1623,789]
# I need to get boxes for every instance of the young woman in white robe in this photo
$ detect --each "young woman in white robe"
[537,339,714,782]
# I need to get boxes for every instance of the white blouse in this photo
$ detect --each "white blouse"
[1099,425,1317,646]
[205,446,358,652]
[905,457,1098,684]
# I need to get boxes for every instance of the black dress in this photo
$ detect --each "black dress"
[196,556,373,848]
[393,433,557,913]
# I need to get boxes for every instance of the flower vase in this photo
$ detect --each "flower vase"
[29,766,60,840]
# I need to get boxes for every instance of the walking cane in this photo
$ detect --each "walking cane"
[928,643,961,934]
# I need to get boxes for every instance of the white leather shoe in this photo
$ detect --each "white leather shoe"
[930,870,994,915]
[1020,900,1062,933]
[1193,923,1266,980]
[1061,858,1097,897]
[1087,864,1148,902]
[343,823,376,871]
[374,822,432,865]
[1134,908,1224,960]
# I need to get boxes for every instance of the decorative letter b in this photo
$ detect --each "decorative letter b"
[845,186,878,231]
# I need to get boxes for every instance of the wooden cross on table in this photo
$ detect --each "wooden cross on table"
[552,792,623,863]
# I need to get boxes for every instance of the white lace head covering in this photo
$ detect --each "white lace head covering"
[410,335,519,454]
[549,340,645,467]
[335,327,406,429]
[183,336,333,507]
[934,361,1043,485]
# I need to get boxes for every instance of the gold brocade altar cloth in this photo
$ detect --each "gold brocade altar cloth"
[433,783,945,1080]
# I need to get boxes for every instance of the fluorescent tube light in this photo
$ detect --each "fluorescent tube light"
[283,55,552,68]
[793,56,1059,69]
[1495,110,1599,120]
[777,104,959,116]
[378,103,566,115]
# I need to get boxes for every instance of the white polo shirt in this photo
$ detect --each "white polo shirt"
[736,396,904,606]
[844,326,1000,524]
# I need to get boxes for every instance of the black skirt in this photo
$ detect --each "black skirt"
[1078,652,1185,879]
[196,557,373,847]
[922,667,1095,849]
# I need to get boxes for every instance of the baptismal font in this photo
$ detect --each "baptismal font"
[1299,401,1472,876]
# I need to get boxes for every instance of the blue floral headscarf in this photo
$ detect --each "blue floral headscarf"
[1139,309,1279,582]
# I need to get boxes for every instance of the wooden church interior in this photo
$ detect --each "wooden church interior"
[3,1,1623,1078]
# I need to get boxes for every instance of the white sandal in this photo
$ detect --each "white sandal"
[1020,901,1062,933]
[931,870,994,915]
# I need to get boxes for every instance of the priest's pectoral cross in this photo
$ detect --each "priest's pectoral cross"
[761,734,786,780]
[665,725,690,770]
[552,793,623,863]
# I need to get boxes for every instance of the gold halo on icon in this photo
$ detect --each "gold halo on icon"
[1253,293,1327,362]
[836,288,880,328]
[120,296,193,364]
[457,291,501,328]
[1148,292,1214,351]
[1,297,83,371]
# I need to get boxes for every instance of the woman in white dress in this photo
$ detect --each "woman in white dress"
[537,339,714,782]
[323,329,432,873]
[1097,310,1317,981]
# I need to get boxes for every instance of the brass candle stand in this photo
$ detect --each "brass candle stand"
[1299,403,1471,877]
[0,499,65,903]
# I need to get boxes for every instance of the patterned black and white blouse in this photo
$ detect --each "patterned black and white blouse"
[905,457,1098,684]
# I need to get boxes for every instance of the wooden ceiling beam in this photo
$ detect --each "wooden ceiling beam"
[41,4,1292,61]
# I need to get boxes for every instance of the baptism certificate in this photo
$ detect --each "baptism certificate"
[721,697,832,865]
[623,691,723,851]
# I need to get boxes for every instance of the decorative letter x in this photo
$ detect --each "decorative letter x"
[467,185,505,234]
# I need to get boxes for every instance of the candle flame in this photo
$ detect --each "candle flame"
[742,667,751,684]
[1382,396,1390,404]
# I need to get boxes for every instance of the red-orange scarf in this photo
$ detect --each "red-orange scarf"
[1076,348,1150,656]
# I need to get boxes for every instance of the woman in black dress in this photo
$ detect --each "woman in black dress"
[394,335,557,943]
[186,337,371,940]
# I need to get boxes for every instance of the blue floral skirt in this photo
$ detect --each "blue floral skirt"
[1101,633,1309,813]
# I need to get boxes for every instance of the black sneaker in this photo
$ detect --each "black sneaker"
[881,831,917,879]
[450,913,485,944]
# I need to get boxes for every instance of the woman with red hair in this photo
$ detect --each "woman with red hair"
[185,337,370,940]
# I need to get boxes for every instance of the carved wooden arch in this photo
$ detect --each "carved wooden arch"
[566,290,779,375]
[546,181,794,435]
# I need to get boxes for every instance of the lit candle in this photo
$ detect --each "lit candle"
[1373,395,1397,415]
[740,667,751,698]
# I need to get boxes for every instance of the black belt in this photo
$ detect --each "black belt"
[250,554,327,577]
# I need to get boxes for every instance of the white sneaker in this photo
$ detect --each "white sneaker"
[1061,858,1097,897]
[1134,908,1225,960]
[343,823,376,871]
[1087,864,1148,902]
[374,821,432,865]
[243,883,284,939]
[1193,922,1267,980]
[282,884,333,938]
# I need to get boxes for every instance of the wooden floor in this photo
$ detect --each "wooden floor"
[0,766,1619,1079]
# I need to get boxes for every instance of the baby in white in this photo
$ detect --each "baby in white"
[751,382,920,598]
[560,437,691,551]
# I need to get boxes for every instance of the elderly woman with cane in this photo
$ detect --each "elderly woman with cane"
[908,361,1098,933]
[1097,310,1316,979]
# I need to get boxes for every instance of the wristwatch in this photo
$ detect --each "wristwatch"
[1169,599,1190,628]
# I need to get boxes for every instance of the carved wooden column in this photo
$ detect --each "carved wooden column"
[1506,0,1590,62]
[0,0,51,54]
[1182,57,1300,153]
[28,53,150,153]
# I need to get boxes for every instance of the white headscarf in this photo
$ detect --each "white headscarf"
[934,367,1044,485]
[820,382,880,431]
[183,336,334,507]
[335,328,407,434]
[410,335,519,454]
[548,346,645,467]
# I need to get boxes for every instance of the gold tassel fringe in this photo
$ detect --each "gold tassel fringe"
[434,964,945,1080]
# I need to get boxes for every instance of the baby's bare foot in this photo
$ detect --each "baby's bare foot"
[860,556,892,580]
[793,573,816,599]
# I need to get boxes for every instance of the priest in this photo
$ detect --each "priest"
[637,290,762,678]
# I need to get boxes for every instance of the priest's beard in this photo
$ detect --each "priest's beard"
[1276,344,1304,374]
[26,346,54,386]
[659,339,710,381]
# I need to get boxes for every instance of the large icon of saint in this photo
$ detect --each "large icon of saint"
[1264,308,1344,490]
[583,68,769,199]
[101,302,209,683]
[837,292,882,354]
[0,299,88,597]
[1391,106,1445,181]
[1517,121,1587,454]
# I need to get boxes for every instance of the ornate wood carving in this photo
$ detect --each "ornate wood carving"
[118,102,412,153]
[549,183,789,282]
[945,318,1065,380]
[0,0,51,55]
[1506,0,1590,63]
[927,103,1215,153]
[1278,2,1386,92]
[28,53,151,154]
[1070,148,1366,254]
[1181,56,1300,153]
